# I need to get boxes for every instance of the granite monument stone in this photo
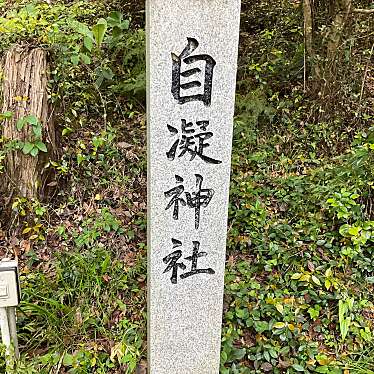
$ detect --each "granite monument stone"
[147,1,241,372]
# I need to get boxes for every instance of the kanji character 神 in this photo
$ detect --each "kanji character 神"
[164,174,214,229]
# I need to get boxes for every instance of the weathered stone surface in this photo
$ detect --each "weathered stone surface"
[147,1,241,373]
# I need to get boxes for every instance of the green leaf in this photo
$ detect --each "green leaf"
[30,147,39,157]
[269,349,278,359]
[112,26,122,39]
[347,297,354,310]
[315,367,330,373]
[16,118,26,131]
[312,275,321,286]
[330,369,343,374]
[340,317,350,341]
[95,76,104,88]
[62,353,74,366]
[292,364,305,372]
[80,53,91,65]
[339,224,350,237]
[0,111,13,119]
[263,351,270,362]
[232,348,246,360]
[220,350,227,364]
[92,19,107,47]
[33,124,42,138]
[291,273,302,280]
[254,320,268,333]
[22,227,32,234]
[348,226,360,236]
[107,11,123,27]
[24,115,38,126]
[62,127,72,136]
[72,21,92,37]
[71,54,80,65]
[275,303,284,314]
[121,19,130,30]
[299,273,311,282]
[83,36,93,52]
[25,4,36,16]
[22,142,34,155]
[35,141,47,153]
[339,300,346,323]
[102,67,114,80]
[273,322,286,329]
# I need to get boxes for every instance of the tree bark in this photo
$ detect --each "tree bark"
[326,0,352,64]
[1,47,55,199]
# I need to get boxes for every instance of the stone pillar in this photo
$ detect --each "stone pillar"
[147,1,241,372]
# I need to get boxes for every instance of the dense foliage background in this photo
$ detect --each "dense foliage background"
[0,0,373,373]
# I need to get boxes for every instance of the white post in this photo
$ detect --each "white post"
[7,307,19,358]
[0,307,11,355]
[0,260,21,360]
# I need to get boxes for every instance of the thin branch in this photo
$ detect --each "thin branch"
[359,42,374,107]
[353,8,374,14]
[303,0,313,91]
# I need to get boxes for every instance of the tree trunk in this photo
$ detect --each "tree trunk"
[326,0,352,70]
[315,0,352,98]
[1,47,55,199]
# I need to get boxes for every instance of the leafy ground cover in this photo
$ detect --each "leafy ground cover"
[0,0,373,373]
